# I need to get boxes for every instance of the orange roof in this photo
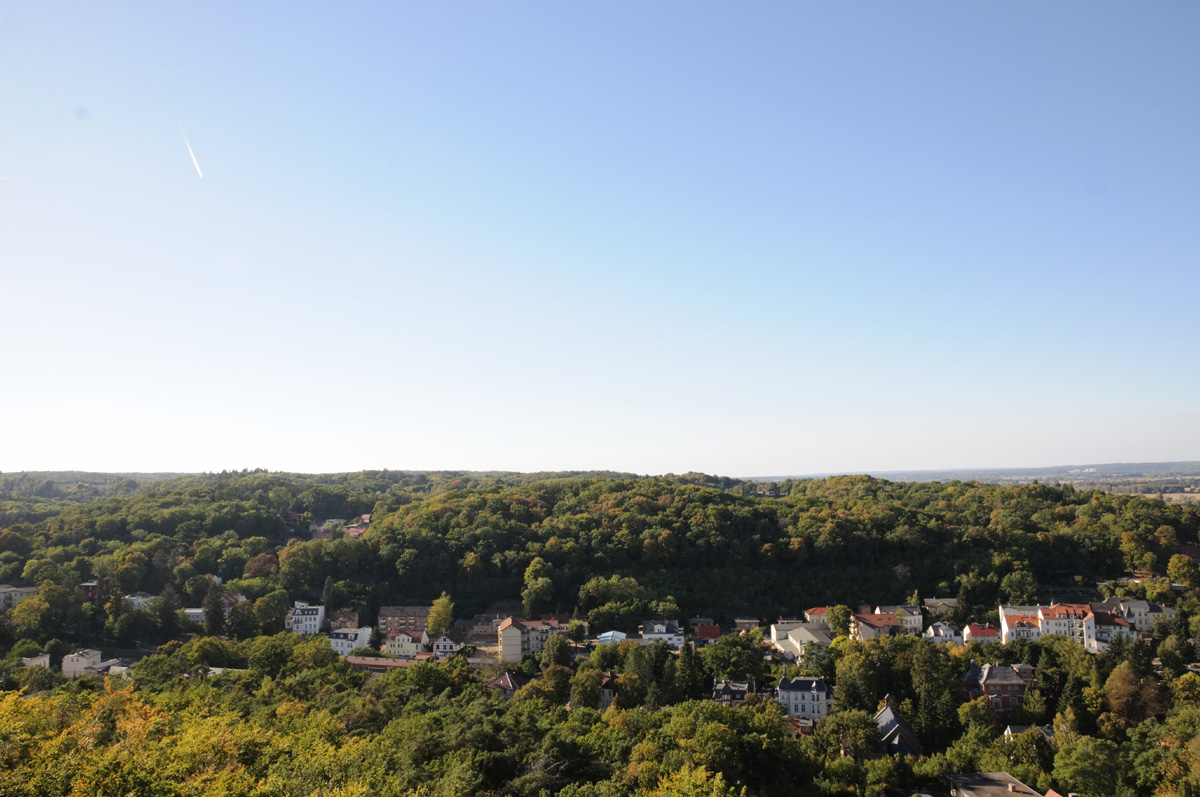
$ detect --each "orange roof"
[855,613,900,628]
[966,622,999,637]
[1041,603,1091,619]
[1006,614,1040,628]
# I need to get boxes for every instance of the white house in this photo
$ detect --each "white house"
[22,654,50,668]
[999,603,1141,653]
[290,603,326,635]
[772,623,834,663]
[640,620,685,649]
[183,608,205,625]
[62,649,103,679]
[431,631,468,657]
[0,584,40,611]
[329,627,372,657]
[923,622,963,645]
[874,605,923,635]
[775,676,833,720]
[124,592,154,610]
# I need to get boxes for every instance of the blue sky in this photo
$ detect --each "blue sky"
[2,2,1198,476]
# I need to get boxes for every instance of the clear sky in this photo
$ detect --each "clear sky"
[2,2,1198,477]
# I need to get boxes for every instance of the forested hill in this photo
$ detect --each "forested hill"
[2,470,1197,637]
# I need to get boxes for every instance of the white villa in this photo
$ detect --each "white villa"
[329,627,372,657]
[775,676,833,720]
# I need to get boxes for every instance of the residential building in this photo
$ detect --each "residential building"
[712,679,760,708]
[62,649,103,679]
[772,622,834,663]
[378,605,432,637]
[962,663,1035,716]
[641,620,685,648]
[385,628,428,657]
[220,592,247,619]
[999,602,1147,653]
[963,622,1000,644]
[79,581,100,601]
[431,631,468,657]
[1003,724,1054,743]
[599,671,620,710]
[945,772,1042,797]
[498,617,566,662]
[692,623,721,647]
[851,612,901,641]
[804,607,831,623]
[0,584,39,611]
[732,617,760,633]
[123,591,154,610]
[22,654,50,668]
[874,605,923,635]
[329,626,372,657]
[183,608,205,624]
[923,622,963,645]
[328,610,359,630]
[924,597,958,616]
[469,613,508,641]
[484,672,530,700]
[290,603,326,635]
[875,695,923,756]
[1091,597,1175,634]
[774,676,833,720]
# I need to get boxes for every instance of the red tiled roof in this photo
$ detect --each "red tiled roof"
[966,622,1000,637]
[695,623,721,640]
[855,613,900,628]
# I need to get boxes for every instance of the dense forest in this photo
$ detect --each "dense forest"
[3,470,1200,795]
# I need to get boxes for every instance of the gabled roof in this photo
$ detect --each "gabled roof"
[485,672,530,692]
[777,676,830,694]
[963,664,1027,687]
[874,696,923,756]
[1040,603,1091,620]
[965,622,1000,637]
[855,613,900,629]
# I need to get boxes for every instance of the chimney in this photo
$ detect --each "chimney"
[1007,785,1016,793]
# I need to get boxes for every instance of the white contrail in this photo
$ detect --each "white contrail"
[180,127,203,179]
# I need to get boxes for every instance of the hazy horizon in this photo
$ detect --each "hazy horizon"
[3,3,1198,476]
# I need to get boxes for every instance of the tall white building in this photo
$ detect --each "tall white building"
[329,627,372,657]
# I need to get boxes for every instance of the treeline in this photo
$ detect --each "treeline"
[2,472,1199,647]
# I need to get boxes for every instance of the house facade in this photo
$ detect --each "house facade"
[641,620,685,648]
[329,627,372,657]
[385,629,428,657]
[774,676,833,720]
[874,605,923,635]
[999,602,1145,653]
[962,663,1035,716]
[712,679,760,708]
[290,604,326,635]
[431,631,468,657]
[62,649,103,679]
[498,617,566,662]
[923,622,963,645]
[123,592,154,610]
[0,584,39,611]
[851,612,901,641]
